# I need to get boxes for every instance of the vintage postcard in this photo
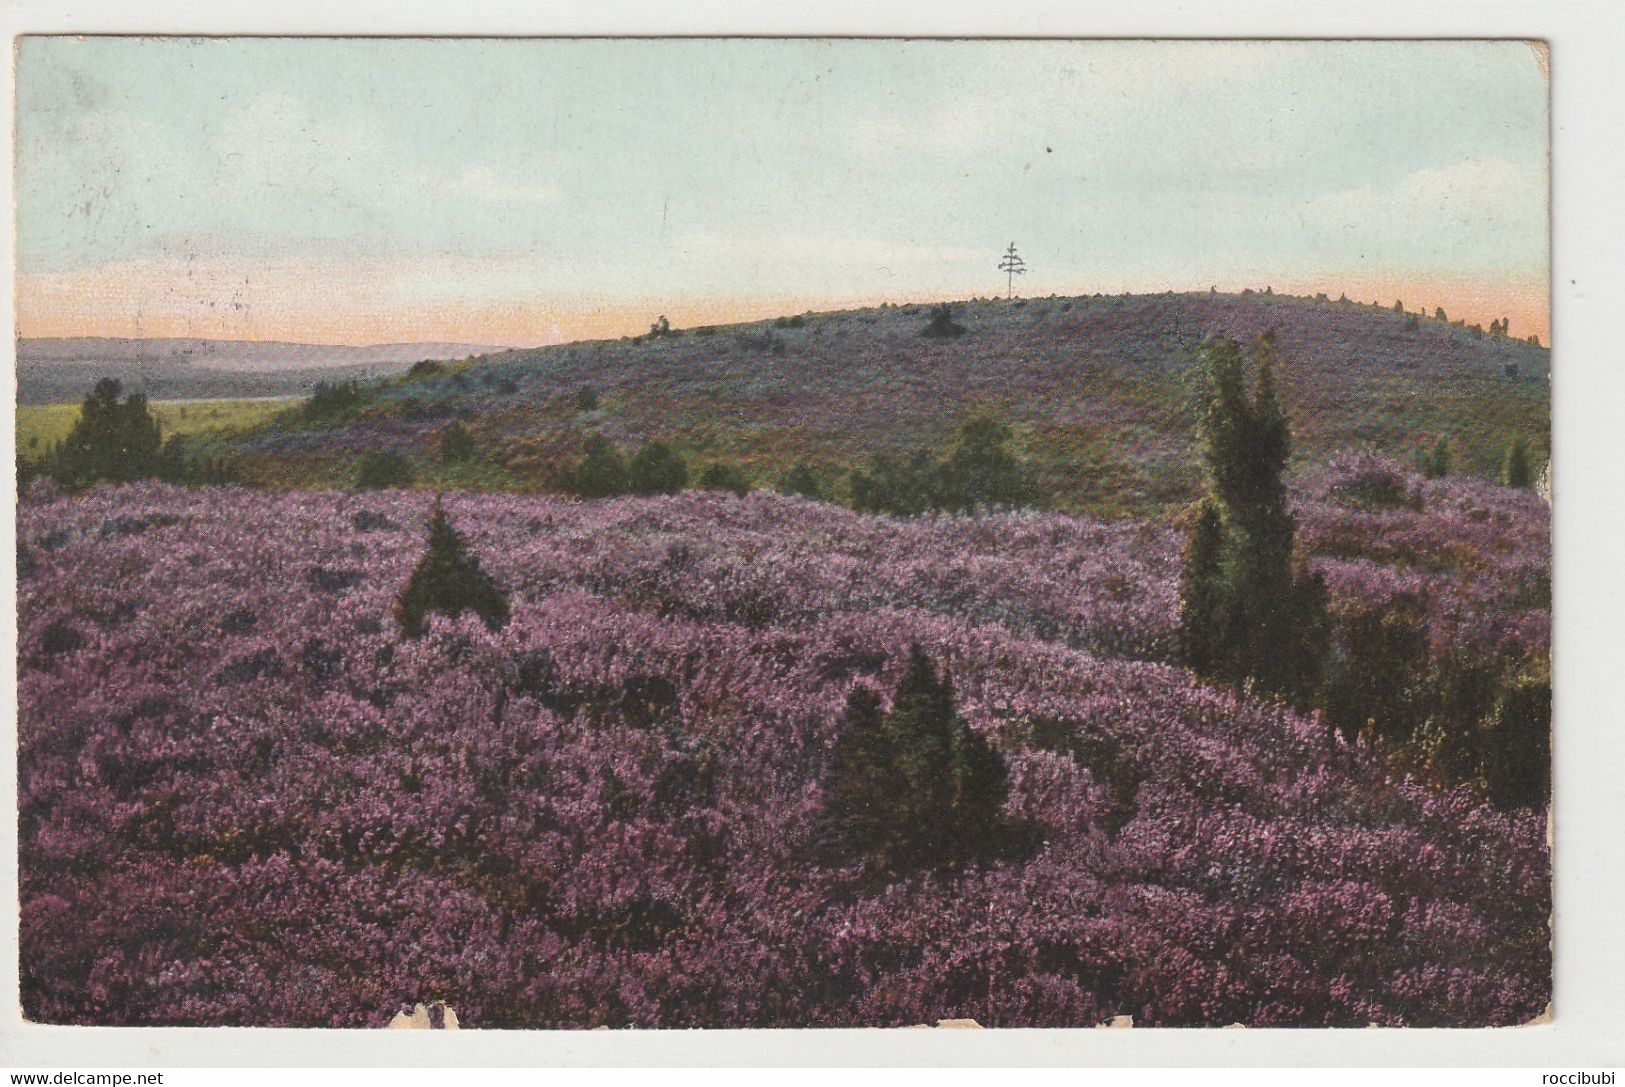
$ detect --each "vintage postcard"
[13,38,1551,1030]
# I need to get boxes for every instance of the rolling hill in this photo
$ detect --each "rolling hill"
[224,290,1549,517]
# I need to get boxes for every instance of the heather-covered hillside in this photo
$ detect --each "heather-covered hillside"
[229,291,1549,516]
[17,465,1550,1027]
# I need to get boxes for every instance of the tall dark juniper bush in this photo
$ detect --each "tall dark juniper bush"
[823,646,1007,874]
[1179,333,1328,703]
[1504,434,1533,489]
[394,499,511,638]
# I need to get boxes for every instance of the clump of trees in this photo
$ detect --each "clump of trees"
[52,378,163,486]
[1482,673,1552,810]
[406,360,445,379]
[849,410,1032,516]
[1177,334,1328,703]
[25,378,235,491]
[1324,594,1550,811]
[821,646,1008,873]
[565,435,691,498]
[1177,335,1549,811]
[395,499,511,638]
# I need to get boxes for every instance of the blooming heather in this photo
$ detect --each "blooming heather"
[18,476,1548,1027]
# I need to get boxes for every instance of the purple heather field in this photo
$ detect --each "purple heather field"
[16,452,1550,1028]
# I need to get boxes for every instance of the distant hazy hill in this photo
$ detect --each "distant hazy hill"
[15,337,510,404]
[229,290,1550,516]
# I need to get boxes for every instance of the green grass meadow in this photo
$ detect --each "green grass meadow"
[16,398,293,458]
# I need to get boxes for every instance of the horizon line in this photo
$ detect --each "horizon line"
[14,282,1552,351]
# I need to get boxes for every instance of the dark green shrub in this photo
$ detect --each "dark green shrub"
[847,412,1033,517]
[1330,461,1422,510]
[1483,673,1551,811]
[354,450,415,491]
[150,434,233,486]
[1177,499,1225,678]
[17,454,40,498]
[575,386,600,412]
[822,686,893,861]
[697,462,751,497]
[1418,438,1453,479]
[407,360,445,379]
[920,302,965,339]
[394,500,510,638]
[440,421,478,464]
[849,451,942,516]
[1323,595,1431,743]
[298,381,369,425]
[936,411,1031,511]
[570,434,629,498]
[778,462,823,500]
[1504,435,1533,489]
[628,441,689,496]
[40,621,84,656]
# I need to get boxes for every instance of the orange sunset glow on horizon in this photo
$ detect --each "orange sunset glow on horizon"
[14,274,1551,351]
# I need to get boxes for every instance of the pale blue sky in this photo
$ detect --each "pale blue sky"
[14,38,1549,343]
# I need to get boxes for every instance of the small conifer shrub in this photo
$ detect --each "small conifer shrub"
[1504,435,1533,489]
[822,646,1007,874]
[394,500,510,638]
[1419,437,1453,480]
[920,302,966,339]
